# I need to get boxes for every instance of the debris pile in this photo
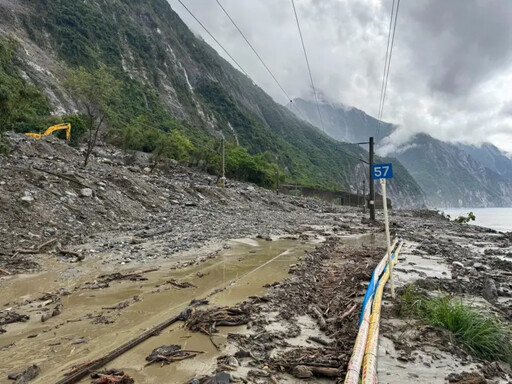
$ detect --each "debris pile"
[7,364,40,384]
[187,306,251,333]
[145,345,203,366]
[90,369,134,384]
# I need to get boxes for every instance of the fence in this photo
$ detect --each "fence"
[278,184,392,209]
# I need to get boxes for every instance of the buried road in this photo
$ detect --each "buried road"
[0,236,324,383]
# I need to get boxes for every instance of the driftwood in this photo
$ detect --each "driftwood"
[307,336,331,346]
[59,249,84,261]
[91,369,134,384]
[55,300,207,384]
[145,345,203,366]
[340,303,357,320]
[167,279,197,289]
[98,268,159,283]
[187,306,250,333]
[309,305,327,330]
[0,267,11,275]
[292,364,340,379]
[15,238,57,254]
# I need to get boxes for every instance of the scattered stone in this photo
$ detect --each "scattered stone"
[482,278,498,303]
[80,188,94,198]
[7,364,40,384]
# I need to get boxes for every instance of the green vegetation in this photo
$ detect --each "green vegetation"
[0,0,425,199]
[150,130,194,171]
[454,212,476,224]
[399,285,512,362]
[66,66,121,166]
[0,38,51,150]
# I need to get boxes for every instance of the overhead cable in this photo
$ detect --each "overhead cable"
[291,0,325,133]
[376,0,401,141]
[175,0,248,77]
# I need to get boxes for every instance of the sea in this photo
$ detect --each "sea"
[442,208,512,233]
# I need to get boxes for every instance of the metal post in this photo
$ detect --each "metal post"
[369,136,375,220]
[363,179,366,213]
[221,138,226,188]
[381,179,395,298]
[276,169,279,195]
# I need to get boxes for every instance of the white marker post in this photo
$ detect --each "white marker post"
[380,178,395,298]
[372,163,395,298]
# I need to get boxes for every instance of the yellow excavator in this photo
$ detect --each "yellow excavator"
[25,123,72,142]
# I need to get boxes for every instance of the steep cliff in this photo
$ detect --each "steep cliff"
[0,0,425,207]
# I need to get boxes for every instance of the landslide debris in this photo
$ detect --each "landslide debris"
[0,133,352,274]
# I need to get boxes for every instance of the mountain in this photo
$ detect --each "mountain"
[455,143,512,180]
[289,98,395,143]
[395,134,512,208]
[0,0,425,207]
[291,99,512,208]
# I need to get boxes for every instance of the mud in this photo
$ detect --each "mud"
[0,238,316,383]
[2,134,512,383]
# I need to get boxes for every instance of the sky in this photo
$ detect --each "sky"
[168,0,512,154]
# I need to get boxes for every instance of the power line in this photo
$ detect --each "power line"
[215,0,292,102]
[175,0,248,77]
[291,0,325,133]
[376,0,401,141]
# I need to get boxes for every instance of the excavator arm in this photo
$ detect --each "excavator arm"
[25,123,71,142]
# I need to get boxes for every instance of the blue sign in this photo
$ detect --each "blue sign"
[372,163,393,179]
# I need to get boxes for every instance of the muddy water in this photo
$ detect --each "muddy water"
[0,238,313,384]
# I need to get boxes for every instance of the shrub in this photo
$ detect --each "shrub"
[399,285,512,362]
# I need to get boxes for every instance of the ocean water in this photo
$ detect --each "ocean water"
[443,208,512,233]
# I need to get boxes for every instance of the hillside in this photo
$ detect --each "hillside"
[289,97,395,143]
[456,142,512,180]
[396,134,512,208]
[0,0,424,208]
[291,99,512,208]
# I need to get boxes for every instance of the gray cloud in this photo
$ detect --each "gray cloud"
[168,0,512,153]
[403,0,512,95]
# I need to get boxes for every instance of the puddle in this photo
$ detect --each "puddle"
[0,238,313,384]
[377,336,477,384]
[393,241,451,286]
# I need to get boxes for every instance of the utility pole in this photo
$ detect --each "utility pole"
[221,137,226,188]
[276,169,279,195]
[362,179,366,213]
[369,136,375,220]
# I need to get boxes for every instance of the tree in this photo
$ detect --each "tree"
[66,66,120,166]
[150,130,194,172]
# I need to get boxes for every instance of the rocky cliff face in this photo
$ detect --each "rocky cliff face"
[289,98,395,143]
[291,99,512,208]
[395,134,512,208]
[0,0,425,208]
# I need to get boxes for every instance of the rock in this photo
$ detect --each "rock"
[7,364,40,383]
[292,365,313,379]
[472,262,484,270]
[79,188,93,198]
[452,261,465,269]
[482,278,498,303]
[20,195,34,204]
[143,167,151,173]
[226,356,239,367]
[211,372,231,384]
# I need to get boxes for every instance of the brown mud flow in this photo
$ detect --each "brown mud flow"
[0,237,315,383]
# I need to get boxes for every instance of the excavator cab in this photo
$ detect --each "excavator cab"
[26,123,71,142]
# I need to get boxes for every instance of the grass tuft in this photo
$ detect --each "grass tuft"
[399,285,512,363]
